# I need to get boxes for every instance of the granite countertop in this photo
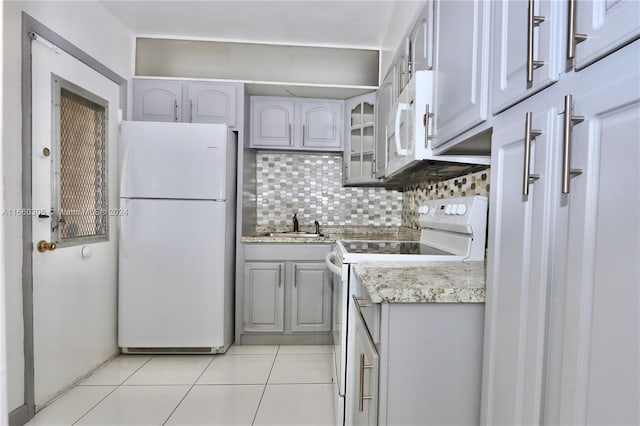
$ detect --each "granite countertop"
[241,226,420,244]
[353,261,486,304]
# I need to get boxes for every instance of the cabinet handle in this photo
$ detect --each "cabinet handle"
[302,124,305,146]
[278,264,282,287]
[293,264,297,287]
[522,112,541,196]
[567,0,588,60]
[352,294,373,312]
[359,353,373,412]
[423,103,434,147]
[562,95,584,194]
[173,100,178,122]
[527,0,545,84]
[288,124,292,146]
[189,99,193,123]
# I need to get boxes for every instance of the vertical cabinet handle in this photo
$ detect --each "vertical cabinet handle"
[189,99,193,123]
[527,0,546,84]
[293,264,297,287]
[278,264,282,287]
[567,0,588,60]
[562,95,584,194]
[358,353,373,412]
[302,124,305,146]
[423,103,434,147]
[522,112,542,196]
[173,100,178,122]
[288,124,292,146]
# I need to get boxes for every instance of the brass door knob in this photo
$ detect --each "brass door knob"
[37,240,57,252]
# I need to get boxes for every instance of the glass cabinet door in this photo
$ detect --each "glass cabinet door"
[345,92,379,185]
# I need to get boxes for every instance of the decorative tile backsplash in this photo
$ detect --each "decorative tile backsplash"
[255,152,490,231]
[401,168,491,229]
[256,153,403,227]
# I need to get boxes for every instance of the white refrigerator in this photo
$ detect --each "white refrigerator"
[118,121,236,353]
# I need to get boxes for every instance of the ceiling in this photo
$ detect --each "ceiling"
[100,0,402,49]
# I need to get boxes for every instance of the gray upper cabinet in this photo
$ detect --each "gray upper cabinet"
[186,82,237,126]
[375,70,393,179]
[250,96,343,151]
[132,78,239,127]
[291,263,332,333]
[432,0,492,148]
[410,1,435,72]
[133,79,182,122]
[344,92,380,186]
[492,0,565,113]
[572,0,640,70]
[300,101,342,150]
[250,98,296,148]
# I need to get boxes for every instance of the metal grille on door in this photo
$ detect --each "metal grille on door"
[53,81,108,243]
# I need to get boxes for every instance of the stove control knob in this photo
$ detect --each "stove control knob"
[457,203,467,215]
[445,204,452,214]
[423,205,430,214]
[451,204,458,215]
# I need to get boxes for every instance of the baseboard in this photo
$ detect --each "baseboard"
[9,404,33,426]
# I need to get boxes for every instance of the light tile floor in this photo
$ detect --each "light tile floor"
[27,345,336,426]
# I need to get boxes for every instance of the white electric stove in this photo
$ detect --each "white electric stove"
[326,195,488,426]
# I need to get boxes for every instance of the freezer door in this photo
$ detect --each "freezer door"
[120,121,229,200]
[118,198,226,348]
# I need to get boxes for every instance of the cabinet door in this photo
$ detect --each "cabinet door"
[345,93,377,185]
[250,98,295,148]
[432,0,491,147]
[492,0,564,113]
[410,1,435,72]
[574,0,640,70]
[375,80,392,180]
[132,79,182,122]
[352,313,379,426]
[291,263,332,332]
[186,82,237,126]
[552,57,640,426]
[300,101,343,150]
[243,263,284,332]
[482,97,562,425]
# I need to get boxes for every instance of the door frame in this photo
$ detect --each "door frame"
[13,13,127,426]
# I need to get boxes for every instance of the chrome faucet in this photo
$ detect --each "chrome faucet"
[293,213,299,232]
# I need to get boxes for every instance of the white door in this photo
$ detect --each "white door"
[300,101,342,150]
[31,38,120,406]
[187,82,237,126]
[132,79,182,122]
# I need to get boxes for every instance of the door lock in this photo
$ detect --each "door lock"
[37,240,57,252]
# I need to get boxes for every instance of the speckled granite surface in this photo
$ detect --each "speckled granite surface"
[353,262,486,304]
[241,226,420,244]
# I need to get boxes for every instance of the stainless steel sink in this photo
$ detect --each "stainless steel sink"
[265,231,323,238]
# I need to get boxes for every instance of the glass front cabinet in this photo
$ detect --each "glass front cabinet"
[343,92,382,186]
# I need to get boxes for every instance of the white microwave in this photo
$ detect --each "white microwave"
[385,70,490,178]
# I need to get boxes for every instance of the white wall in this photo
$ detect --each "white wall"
[379,0,426,80]
[2,0,134,413]
[1,0,8,422]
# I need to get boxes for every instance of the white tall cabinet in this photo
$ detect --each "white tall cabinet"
[482,41,640,426]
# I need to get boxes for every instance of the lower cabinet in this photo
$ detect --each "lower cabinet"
[350,311,379,426]
[240,244,333,344]
[346,275,484,426]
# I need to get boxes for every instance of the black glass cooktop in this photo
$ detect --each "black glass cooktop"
[341,241,453,255]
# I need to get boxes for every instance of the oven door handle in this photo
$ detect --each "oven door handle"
[325,251,342,277]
